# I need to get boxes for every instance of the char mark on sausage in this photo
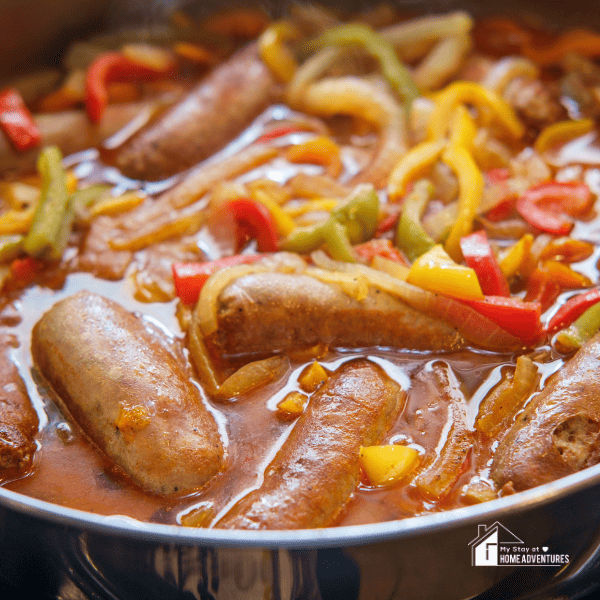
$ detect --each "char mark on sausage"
[216,359,405,529]
[32,291,224,496]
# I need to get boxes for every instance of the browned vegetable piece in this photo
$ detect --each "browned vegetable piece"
[203,272,465,358]
[32,291,223,496]
[491,332,600,492]
[216,359,405,529]
[115,42,278,180]
[0,333,38,477]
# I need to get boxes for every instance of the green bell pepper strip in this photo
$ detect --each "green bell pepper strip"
[23,146,70,260]
[281,185,380,262]
[308,23,420,109]
[554,299,600,352]
[396,179,436,262]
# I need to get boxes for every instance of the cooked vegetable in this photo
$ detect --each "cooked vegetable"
[396,179,436,261]
[546,288,600,334]
[554,301,600,351]
[0,88,41,151]
[224,198,280,253]
[360,445,419,486]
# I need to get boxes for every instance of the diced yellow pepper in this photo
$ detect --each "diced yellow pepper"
[499,233,534,279]
[387,139,446,201]
[407,244,485,300]
[277,391,308,417]
[360,444,420,486]
[534,118,594,154]
[298,361,329,393]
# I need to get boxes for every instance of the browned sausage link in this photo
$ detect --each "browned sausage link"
[32,291,223,496]
[205,272,464,358]
[115,43,278,180]
[491,333,600,492]
[216,359,405,529]
[0,333,38,477]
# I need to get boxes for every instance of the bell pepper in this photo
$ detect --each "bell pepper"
[442,144,484,262]
[499,233,535,280]
[354,238,407,265]
[0,88,41,151]
[407,244,484,301]
[460,230,510,297]
[224,198,279,253]
[463,296,542,343]
[538,237,594,263]
[396,178,436,261]
[85,51,174,123]
[258,20,300,83]
[534,118,594,154]
[10,256,41,284]
[360,445,420,487]
[282,218,356,262]
[554,300,600,352]
[449,105,477,150]
[255,125,307,143]
[427,81,524,142]
[172,254,263,305]
[546,288,600,334]
[516,181,593,235]
[248,189,295,236]
[523,28,600,66]
[310,23,420,108]
[285,136,342,178]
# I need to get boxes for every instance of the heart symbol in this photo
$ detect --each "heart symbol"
[542,547,549,552]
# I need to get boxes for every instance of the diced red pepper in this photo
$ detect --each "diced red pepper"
[0,88,41,151]
[224,198,279,253]
[545,288,600,334]
[463,296,543,343]
[354,238,407,264]
[516,181,593,235]
[85,52,174,123]
[255,125,306,143]
[460,230,510,297]
[173,254,263,305]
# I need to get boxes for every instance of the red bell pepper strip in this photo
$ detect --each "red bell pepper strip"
[515,181,593,235]
[0,88,41,151]
[224,198,279,253]
[173,254,263,305]
[354,238,407,264]
[10,256,41,285]
[460,230,510,297]
[462,296,543,343]
[85,52,174,123]
[255,125,306,143]
[546,288,600,334]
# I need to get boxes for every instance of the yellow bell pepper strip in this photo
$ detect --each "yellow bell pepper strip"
[516,181,593,235]
[546,288,600,335]
[441,144,484,262]
[554,300,600,352]
[499,233,534,280]
[249,189,295,236]
[285,136,342,178]
[387,140,445,201]
[534,118,595,154]
[460,230,510,297]
[427,81,525,142]
[360,445,420,487]
[406,244,484,301]
[258,20,300,83]
[449,104,477,150]
[22,146,72,260]
[396,178,436,261]
[308,24,420,109]
[462,296,542,344]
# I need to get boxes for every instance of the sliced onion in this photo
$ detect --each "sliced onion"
[482,56,540,95]
[215,356,290,400]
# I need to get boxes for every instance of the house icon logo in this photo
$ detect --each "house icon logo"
[469,522,524,566]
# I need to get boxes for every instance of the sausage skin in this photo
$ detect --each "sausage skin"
[115,43,277,180]
[32,291,223,495]
[204,272,464,358]
[491,333,600,491]
[217,359,405,529]
[0,333,38,477]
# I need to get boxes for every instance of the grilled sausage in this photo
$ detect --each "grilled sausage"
[203,271,465,358]
[115,43,277,180]
[32,291,223,496]
[216,359,404,529]
[0,333,38,477]
[491,333,600,491]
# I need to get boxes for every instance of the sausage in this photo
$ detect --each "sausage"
[203,271,465,358]
[491,333,600,491]
[0,333,38,477]
[31,291,223,495]
[115,43,277,180]
[216,359,405,529]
